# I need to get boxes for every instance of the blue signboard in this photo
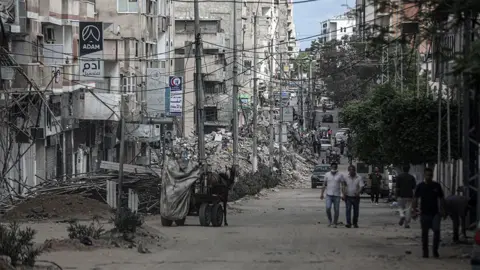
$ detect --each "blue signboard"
[281,91,289,97]
[169,76,183,93]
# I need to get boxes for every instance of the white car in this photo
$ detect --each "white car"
[320,139,332,151]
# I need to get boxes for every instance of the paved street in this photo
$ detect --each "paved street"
[37,188,469,270]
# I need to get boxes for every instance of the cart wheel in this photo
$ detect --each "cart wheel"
[211,203,224,227]
[161,217,173,227]
[175,218,186,226]
[199,203,212,226]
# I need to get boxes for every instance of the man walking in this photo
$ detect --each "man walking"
[343,165,363,228]
[369,167,383,205]
[396,164,417,229]
[320,162,344,228]
[412,167,446,258]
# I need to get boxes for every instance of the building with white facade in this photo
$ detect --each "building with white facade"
[319,14,356,43]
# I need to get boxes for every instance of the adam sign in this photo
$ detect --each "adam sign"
[79,21,104,81]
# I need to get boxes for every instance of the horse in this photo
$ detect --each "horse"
[204,165,236,226]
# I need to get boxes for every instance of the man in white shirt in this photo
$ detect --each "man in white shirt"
[320,162,345,228]
[342,165,364,228]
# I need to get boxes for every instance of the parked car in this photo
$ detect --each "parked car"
[322,114,334,123]
[311,164,330,188]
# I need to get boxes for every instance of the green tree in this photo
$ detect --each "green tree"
[342,83,461,165]
[315,36,381,107]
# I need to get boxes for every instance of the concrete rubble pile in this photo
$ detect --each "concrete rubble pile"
[171,122,316,190]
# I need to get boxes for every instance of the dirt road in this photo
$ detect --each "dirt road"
[32,188,470,270]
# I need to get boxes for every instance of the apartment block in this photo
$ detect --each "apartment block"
[0,0,174,197]
[319,14,356,43]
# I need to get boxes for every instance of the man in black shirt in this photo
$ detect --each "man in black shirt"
[412,167,446,258]
[395,165,417,228]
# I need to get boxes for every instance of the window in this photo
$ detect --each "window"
[205,107,218,121]
[322,23,327,28]
[243,60,252,75]
[204,82,221,94]
[118,0,138,13]
[122,75,136,93]
[147,0,157,15]
[160,61,166,69]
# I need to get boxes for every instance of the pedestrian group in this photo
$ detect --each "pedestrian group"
[319,162,461,258]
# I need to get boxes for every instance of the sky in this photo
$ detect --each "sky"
[293,0,355,50]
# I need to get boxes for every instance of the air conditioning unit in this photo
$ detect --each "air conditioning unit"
[43,26,55,44]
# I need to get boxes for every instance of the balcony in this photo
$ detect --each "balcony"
[32,0,95,25]
[125,124,161,142]
[204,71,226,82]
[71,92,136,121]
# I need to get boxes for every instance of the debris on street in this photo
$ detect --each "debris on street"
[2,194,111,221]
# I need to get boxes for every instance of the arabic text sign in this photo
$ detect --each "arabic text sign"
[170,93,182,115]
[79,21,104,81]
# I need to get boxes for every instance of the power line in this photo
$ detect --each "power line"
[13,4,418,66]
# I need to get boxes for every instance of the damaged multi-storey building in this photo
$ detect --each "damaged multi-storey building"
[173,0,297,136]
[0,0,174,197]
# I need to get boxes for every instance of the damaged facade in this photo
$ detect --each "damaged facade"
[0,0,298,199]
[0,0,174,197]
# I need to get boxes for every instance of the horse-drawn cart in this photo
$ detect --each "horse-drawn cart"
[159,157,235,227]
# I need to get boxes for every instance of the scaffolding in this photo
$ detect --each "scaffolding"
[0,46,60,208]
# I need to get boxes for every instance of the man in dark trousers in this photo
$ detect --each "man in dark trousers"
[412,167,446,258]
[395,164,417,229]
[369,167,382,205]
[342,165,364,228]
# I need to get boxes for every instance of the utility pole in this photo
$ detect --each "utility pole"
[252,14,258,172]
[268,40,274,167]
[437,39,443,185]
[308,60,313,129]
[232,0,239,169]
[194,0,206,172]
[117,95,126,216]
[298,63,305,130]
[279,53,284,159]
